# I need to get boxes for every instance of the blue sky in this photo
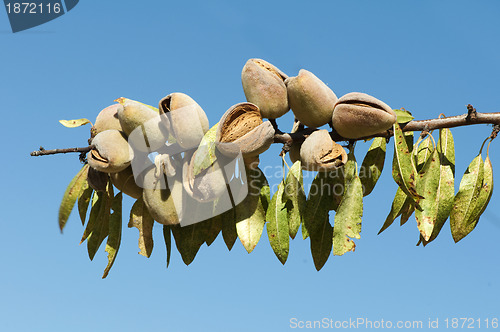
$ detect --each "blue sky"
[1,1,500,331]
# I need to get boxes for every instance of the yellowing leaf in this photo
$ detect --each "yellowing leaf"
[333,154,363,256]
[378,187,406,234]
[59,118,91,128]
[129,198,154,257]
[450,154,484,242]
[59,164,89,232]
[77,184,93,226]
[235,168,268,253]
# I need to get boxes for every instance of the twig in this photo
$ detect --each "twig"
[30,146,94,157]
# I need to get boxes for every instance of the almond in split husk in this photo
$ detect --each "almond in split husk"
[300,129,347,171]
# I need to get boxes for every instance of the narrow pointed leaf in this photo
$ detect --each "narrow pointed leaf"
[466,154,493,232]
[128,198,154,257]
[392,123,421,202]
[283,161,306,239]
[394,109,414,124]
[333,166,363,256]
[204,216,222,247]
[415,149,441,240]
[359,137,386,196]
[310,214,333,271]
[235,168,268,253]
[415,137,433,172]
[423,128,455,244]
[59,118,91,128]
[80,191,101,244]
[379,187,406,234]
[77,184,93,225]
[266,180,289,264]
[193,123,219,176]
[220,206,238,251]
[171,222,208,265]
[163,225,172,268]
[102,192,122,278]
[87,185,113,260]
[59,164,89,231]
[400,198,415,226]
[450,154,484,242]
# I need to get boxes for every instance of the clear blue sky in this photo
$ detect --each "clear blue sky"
[2,1,499,331]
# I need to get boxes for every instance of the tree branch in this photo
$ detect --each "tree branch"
[30,146,93,157]
[30,106,500,158]
[274,107,500,145]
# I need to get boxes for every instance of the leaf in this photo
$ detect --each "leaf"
[59,164,89,232]
[59,118,91,128]
[171,222,208,265]
[128,198,154,257]
[392,123,421,203]
[102,192,122,279]
[304,171,341,270]
[235,168,268,253]
[415,149,441,240]
[310,214,333,271]
[266,180,289,264]
[204,216,222,247]
[220,206,238,251]
[394,109,414,124]
[422,128,455,244]
[359,137,386,196]
[378,187,406,234]
[333,156,363,256]
[87,185,113,260]
[115,97,159,113]
[415,137,433,172]
[400,198,415,226]
[77,184,93,226]
[80,191,102,243]
[283,161,306,239]
[163,225,172,268]
[467,154,494,230]
[450,154,484,243]
[193,123,219,176]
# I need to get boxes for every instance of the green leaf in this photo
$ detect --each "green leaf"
[400,198,415,226]
[415,137,433,173]
[102,192,122,279]
[235,168,268,253]
[163,225,172,268]
[450,154,484,242]
[193,123,219,176]
[394,109,414,124]
[359,137,386,196]
[266,180,289,264]
[80,191,102,243]
[59,118,91,128]
[204,216,222,247]
[392,123,421,203]
[310,214,333,271]
[304,171,341,270]
[422,128,455,244]
[59,164,89,232]
[77,184,93,226]
[467,154,494,231]
[87,185,113,260]
[171,222,208,265]
[333,158,363,256]
[220,207,237,251]
[283,161,306,239]
[415,149,441,240]
[378,187,406,234]
[128,198,154,257]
